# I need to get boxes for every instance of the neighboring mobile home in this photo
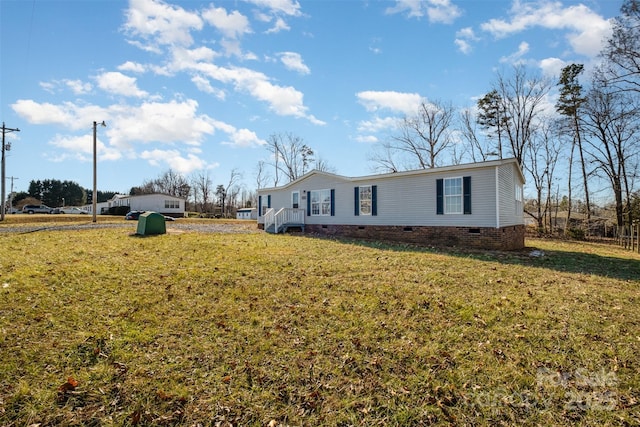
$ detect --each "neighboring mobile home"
[105,193,186,217]
[257,158,525,250]
[236,208,258,220]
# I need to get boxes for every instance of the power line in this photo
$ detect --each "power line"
[1,123,21,221]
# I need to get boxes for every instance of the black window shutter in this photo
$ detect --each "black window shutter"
[463,176,471,214]
[354,187,359,216]
[307,193,311,216]
[436,179,444,215]
[258,196,262,215]
[330,189,335,216]
[372,185,377,216]
[267,194,271,208]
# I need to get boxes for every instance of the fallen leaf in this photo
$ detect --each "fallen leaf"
[131,410,141,425]
[58,377,78,392]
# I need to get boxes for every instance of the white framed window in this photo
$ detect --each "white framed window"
[515,182,523,213]
[310,189,331,216]
[444,177,462,214]
[292,191,300,209]
[515,183,523,202]
[164,200,180,209]
[359,186,372,215]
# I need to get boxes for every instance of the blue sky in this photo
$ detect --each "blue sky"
[1,0,620,196]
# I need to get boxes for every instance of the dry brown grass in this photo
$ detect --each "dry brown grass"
[0,217,638,426]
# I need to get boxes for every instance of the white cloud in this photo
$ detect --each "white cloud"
[356,91,423,115]
[122,0,318,124]
[386,0,462,24]
[193,62,324,123]
[123,0,203,48]
[221,127,266,147]
[96,71,149,98]
[13,96,270,169]
[355,135,379,143]
[38,79,92,95]
[191,75,226,99]
[39,82,56,93]
[170,46,218,69]
[278,52,310,74]
[539,57,566,77]
[455,38,472,55]
[64,79,93,95]
[457,27,477,40]
[140,149,210,174]
[49,134,122,162]
[125,38,163,54]
[357,116,399,133]
[265,17,290,34]
[481,1,613,57]
[11,99,106,130]
[455,27,479,54]
[107,99,214,148]
[369,37,383,54]
[499,41,530,64]
[118,61,147,73]
[246,0,300,33]
[245,0,302,17]
[202,6,251,39]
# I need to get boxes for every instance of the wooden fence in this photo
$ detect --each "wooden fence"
[618,222,640,253]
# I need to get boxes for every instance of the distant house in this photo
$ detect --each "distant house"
[102,193,186,217]
[83,201,110,216]
[257,158,525,250]
[236,208,257,220]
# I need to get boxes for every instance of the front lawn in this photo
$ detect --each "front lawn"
[1,224,638,426]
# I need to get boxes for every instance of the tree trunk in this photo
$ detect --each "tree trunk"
[574,117,591,232]
[565,139,575,235]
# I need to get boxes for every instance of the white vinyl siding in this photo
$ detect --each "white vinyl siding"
[257,159,524,228]
[107,194,184,214]
[497,163,524,226]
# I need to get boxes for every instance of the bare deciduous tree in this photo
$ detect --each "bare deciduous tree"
[601,0,640,93]
[583,82,640,228]
[224,168,242,217]
[493,65,551,166]
[459,107,494,162]
[523,121,561,232]
[266,133,315,185]
[371,100,456,172]
[130,169,190,199]
[192,171,213,213]
[255,161,271,190]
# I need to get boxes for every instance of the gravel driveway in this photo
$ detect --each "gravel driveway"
[0,221,260,234]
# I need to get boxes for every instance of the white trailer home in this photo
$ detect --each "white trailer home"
[106,193,186,218]
[257,158,525,250]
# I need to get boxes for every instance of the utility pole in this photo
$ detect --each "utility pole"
[92,121,106,223]
[7,176,18,214]
[1,123,20,221]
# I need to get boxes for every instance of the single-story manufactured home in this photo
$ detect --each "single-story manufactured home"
[236,207,258,220]
[257,158,525,250]
[104,193,186,217]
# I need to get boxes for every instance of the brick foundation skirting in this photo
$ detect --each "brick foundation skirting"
[303,224,525,250]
